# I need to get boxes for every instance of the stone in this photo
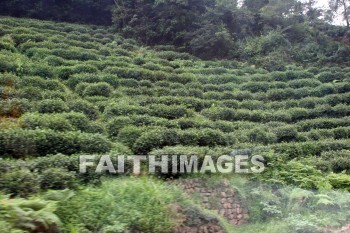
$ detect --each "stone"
[232,212,237,218]
[219,209,226,215]
[230,219,238,225]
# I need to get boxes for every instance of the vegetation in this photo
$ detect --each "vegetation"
[0,2,349,231]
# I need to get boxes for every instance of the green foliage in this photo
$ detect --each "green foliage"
[0,193,62,232]
[117,126,144,148]
[149,104,193,119]
[274,126,298,142]
[133,127,179,154]
[0,169,40,197]
[56,178,182,233]
[40,168,78,190]
[0,17,350,207]
[37,99,69,113]
[56,64,98,79]
[0,128,113,157]
[67,99,100,120]
[82,82,113,97]
[327,173,350,191]
[0,98,32,118]
[179,128,228,147]
[106,116,133,138]
[103,101,148,118]
[20,112,72,131]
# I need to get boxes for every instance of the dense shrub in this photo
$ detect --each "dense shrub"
[56,64,98,79]
[157,51,192,60]
[240,82,270,93]
[304,129,334,141]
[117,126,145,148]
[0,169,40,197]
[20,112,74,131]
[179,128,227,147]
[297,117,350,131]
[61,112,91,131]
[313,84,336,97]
[288,108,310,122]
[274,126,299,142]
[169,73,196,84]
[67,99,100,120]
[57,178,181,233]
[327,173,350,190]
[41,167,78,190]
[55,66,75,79]
[247,128,277,145]
[320,150,350,173]
[333,127,350,139]
[83,82,113,97]
[51,48,99,61]
[0,98,32,118]
[201,107,235,121]
[104,102,148,118]
[266,88,294,101]
[67,73,119,89]
[288,79,321,88]
[0,128,112,157]
[106,116,133,138]
[119,78,140,88]
[133,128,179,154]
[272,140,350,158]
[45,55,66,66]
[149,104,192,119]
[43,90,68,101]
[25,154,79,173]
[37,99,68,113]
[28,62,55,78]
[318,72,344,83]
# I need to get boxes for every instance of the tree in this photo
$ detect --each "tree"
[329,0,350,28]
[243,0,269,12]
[0,0,114,25]
[187,23,235,59]
[261,0,304,23]
[303,0,323,22]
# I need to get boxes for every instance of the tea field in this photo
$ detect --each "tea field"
[1,16,350,233]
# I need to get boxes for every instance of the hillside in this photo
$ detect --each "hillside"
[0,16,350,233]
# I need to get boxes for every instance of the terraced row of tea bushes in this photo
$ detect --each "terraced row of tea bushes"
[0,17,349,179]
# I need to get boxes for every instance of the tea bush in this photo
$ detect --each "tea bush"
[149,104,193,119]
[0,169,40,197]
[83,82,113,97]
[133,127,180,154]
[67,99,100,120]
[0,128,113,157]
[40,167,78,190]
[37,99,69,113]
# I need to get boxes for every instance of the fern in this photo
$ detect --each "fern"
[0,194,61,233]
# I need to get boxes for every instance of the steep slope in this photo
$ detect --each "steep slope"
[1,16,350,233]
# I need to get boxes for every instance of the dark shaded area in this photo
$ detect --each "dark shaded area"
[0,0,114,25]
[112,0,350,61]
